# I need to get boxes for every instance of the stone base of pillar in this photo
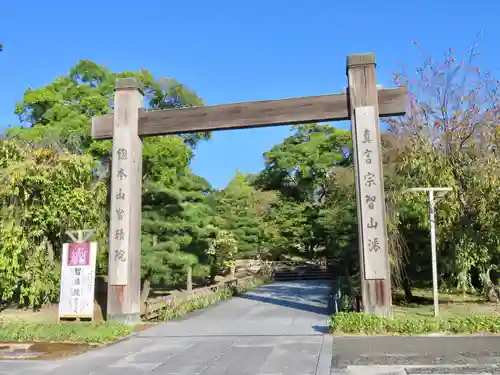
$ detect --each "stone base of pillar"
[106,312,141,325]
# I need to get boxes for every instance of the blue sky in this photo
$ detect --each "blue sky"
[1,0,499,188]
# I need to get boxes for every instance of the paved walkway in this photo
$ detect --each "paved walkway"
[2,280,334,375]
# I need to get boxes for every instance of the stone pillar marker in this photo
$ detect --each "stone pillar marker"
[107,77,144,324]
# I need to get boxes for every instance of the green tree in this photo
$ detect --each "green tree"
[256,123,352,260]
[1,60,214,308]
[386,41,500,300]
[140,169,215,300]
[206,230,238,282]
[10,60,210,155]
[0,139,107,307]
[215,172,265,258]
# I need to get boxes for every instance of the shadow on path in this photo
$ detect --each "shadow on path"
[312,325,330,333]
[239,293,330,315]
[239,281,332,316]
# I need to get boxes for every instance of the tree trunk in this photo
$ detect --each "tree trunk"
[487,287,499,303]
[141,235,157,304]
[403,276,413,301]
[344,263,356,311]
[45,240,54,262]
[186,265,193,291]
[210,265,218,284]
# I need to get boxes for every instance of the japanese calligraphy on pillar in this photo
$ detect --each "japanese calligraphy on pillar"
[108,92,134,285]
[354,106,389,280]
[58,242,97,319]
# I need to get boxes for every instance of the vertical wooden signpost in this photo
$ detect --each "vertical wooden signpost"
[107,78,144,323]
[93,53,405,323]
[347,53,393,316]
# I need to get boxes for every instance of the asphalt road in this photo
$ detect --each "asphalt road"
[330,336,500,375]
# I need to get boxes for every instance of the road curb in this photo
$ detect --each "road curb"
[341,364,500,375]
[316,335,334,375]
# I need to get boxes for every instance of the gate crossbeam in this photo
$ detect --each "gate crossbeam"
[92,87,406,140]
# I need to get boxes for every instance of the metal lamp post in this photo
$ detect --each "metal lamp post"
[404,187,452,317]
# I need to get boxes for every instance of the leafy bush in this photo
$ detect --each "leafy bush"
[0,140,108,308]
[330,312,500,335]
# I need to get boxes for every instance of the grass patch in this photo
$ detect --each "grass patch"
[158,276,271,321]
[331,288,500,335]
[393,288,499,319]
[0,320,133,344]
[0,276,269,343]
[330,311,500,335]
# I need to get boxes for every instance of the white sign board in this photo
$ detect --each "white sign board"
[58,242,97,319]
[354,106,389,280]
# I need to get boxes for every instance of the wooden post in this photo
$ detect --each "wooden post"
[107,78,144,324]
[346,53,392,316]
[230,264,236,278]
[186,266,193,292]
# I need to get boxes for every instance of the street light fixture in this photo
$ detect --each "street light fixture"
[404,187,453,317]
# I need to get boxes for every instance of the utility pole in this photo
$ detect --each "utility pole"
[405,187,452,317]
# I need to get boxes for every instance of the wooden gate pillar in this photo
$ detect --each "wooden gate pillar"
[106,77,144,324]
